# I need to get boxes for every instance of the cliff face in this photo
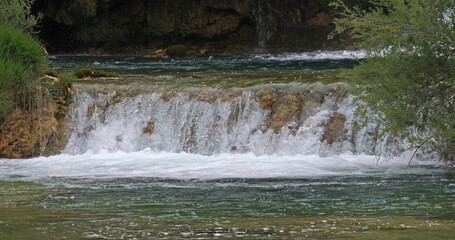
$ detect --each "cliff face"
[34,0,352,54]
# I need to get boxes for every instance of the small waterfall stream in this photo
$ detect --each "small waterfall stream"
[255,0,268,52]
[64,84,384,156]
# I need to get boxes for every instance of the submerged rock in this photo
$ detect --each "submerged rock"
[143,121,155,134]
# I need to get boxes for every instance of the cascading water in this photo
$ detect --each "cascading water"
[64,85,374,156]
[2,51,432,179]
[1,52,452,239]
[255,0,268,52]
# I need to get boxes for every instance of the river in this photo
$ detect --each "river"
[1,51,454,239]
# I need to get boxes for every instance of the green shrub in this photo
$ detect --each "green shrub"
[0,0,42,34]
[0,25,45,76]
[167,45,188,57]
[0,59,27,118]
[0,25,45,119]
[331,0,455,162]
[0,1,47,121]
[58,72,75,87]
[0,58,34,119]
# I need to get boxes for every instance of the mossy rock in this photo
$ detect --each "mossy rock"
[74,68,95,78]
[167,45,188,57]
[45,69,59,78]
[74,68,118,78]
[93,71,118,78]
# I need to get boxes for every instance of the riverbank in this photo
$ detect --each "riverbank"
[0,75,71,158]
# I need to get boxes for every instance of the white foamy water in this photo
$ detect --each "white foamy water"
[63,87,381,156]
[257,50,367,61]
[0,150,441,180]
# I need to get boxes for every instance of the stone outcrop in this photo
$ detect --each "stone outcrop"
[33,0,353,53]
[0,79,72,158]
[322,112,347,145]
[143,121,155,134]
[0,108,68,158]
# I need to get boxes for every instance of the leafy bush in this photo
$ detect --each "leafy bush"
[331,0,455,162]
[58,72,75,87]
[0,59,27,118]
[0,26,45,75]
[0,0,42,34]
[0,25,45,119]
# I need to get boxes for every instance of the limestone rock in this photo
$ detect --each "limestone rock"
[143,122,155,134]
[0,107,69,158]
[322,113,347,145]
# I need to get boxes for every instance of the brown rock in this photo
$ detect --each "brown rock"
[0,107,69,158]
[157,89,177,102]
[0,77,72,158]
[322,113,347,145]
[39,75,60,84]
[155,49,166,54]
[194,90,217,103]
[220,90,242,102]
[255,89,306,134]
[255,88,278,111]
[143,121,155,134]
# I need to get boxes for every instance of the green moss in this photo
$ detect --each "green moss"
[45,69,59,77]
[167,45,188,57]
[74,68,94,78]
[93,71,118,78]
[74,68,118,78]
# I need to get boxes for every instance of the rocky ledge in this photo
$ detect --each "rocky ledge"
[0,76,72,158]
[33,0,355,54]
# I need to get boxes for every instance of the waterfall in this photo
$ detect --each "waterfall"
[255,0,267,52]
[63,83,395,157]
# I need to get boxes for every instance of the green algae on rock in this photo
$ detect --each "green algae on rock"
[74,68,118,78]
